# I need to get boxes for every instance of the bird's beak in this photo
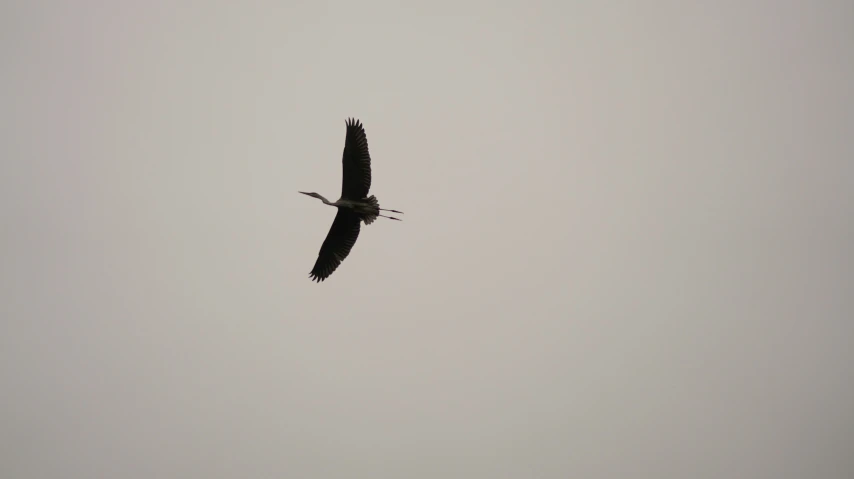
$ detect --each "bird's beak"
[298,191,309,195]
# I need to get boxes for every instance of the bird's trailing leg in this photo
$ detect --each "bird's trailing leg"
[376,203,402,220]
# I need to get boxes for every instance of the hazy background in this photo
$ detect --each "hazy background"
[2,1,852,478]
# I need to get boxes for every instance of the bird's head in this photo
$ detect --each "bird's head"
[299,191,330,204]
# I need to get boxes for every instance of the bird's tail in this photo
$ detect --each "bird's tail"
[363,195,379,225]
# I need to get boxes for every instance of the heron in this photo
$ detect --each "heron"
[300,118,403,282]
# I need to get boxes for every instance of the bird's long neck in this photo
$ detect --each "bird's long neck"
[317,194,333,205]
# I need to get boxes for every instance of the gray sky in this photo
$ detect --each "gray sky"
[2,1,853,478]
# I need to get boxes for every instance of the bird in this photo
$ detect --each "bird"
[300,118,403,282]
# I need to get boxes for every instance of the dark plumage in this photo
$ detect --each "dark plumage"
[309,208,361,282]
[301,118,403,282]
[341,118,372,200]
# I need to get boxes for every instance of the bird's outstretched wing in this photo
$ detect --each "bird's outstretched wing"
[309,209,361,282]
[341,118,372,200]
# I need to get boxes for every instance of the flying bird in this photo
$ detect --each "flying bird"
[300,118,402,282]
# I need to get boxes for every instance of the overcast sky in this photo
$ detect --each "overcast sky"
[2,1,852,478]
